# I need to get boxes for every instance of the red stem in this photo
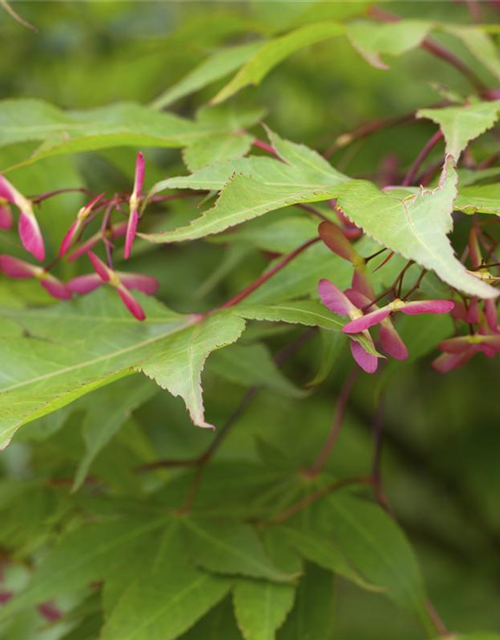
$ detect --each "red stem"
[219,237,320,310]
[368,5,487,94]
[402,131,443,187]
[306,368,359,477]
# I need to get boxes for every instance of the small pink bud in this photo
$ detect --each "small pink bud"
[117,284,145,321]
[40,275,72,300]
[68,273,103,295]
[0,254,36,278]
[19,210,45,262]
[318,221,358,263]
[124,152,145,260]
[466,297,480,324]
[59,193,105,257]
[124,208,139,260]
[0,202,13,230]
[37,602,62,622]
[119,272,159,295]
[350,341,378,373]
[88,252,111,282]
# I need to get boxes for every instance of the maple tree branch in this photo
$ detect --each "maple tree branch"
[266,476,373,526]
[402,130,443,186]
[305,368,359,478]
[219,237,320,310]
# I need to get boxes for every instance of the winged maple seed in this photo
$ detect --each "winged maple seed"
[0,255,71,299]
[0,174,45,261]
[83,251,159,321]
[59,193,105,257]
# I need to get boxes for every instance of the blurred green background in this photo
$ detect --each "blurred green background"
[0,2,500,638]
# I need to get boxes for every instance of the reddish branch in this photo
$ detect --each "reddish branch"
[305,368,359,478]
[368,5,487,94]
[219,237,320,310]
[402,130,444,186]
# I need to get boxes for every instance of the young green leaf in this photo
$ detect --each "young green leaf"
[0,290,242,446]
[208,342,306,398]
[418,101,500,159]
[138,312,246,429]
[151,41,263,109]
[182,518,297,582]
[336,157,497,298]
[233,578,296,640]
[72,377,158,491]
[322,494,430,625]
[0,100,233,172]
[346,19,432,70]
[277,563,336,640]
[0,518,166,622]
[212,22,345,104]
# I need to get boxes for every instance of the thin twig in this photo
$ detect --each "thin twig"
[266,476,373,526]
[306,368,359,478]
[402,131,443,187]
[0,0,37,31]
[219,237,320,310]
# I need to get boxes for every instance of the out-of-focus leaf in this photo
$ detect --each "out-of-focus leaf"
[182,518,296,582]
[446,25,500,81]
[346,20,432,70]
[0,518,166,622]
[151,41,264,109]
[277,563,335,640]
[233,578,296,640]
[183,133,254,172]
[208,342,306,398]
[212,22,345,104]
[73,377,158,490]
[418,101,500,159]
[101,526,231,640]
[307,330,345,386]
[321,494,432,630]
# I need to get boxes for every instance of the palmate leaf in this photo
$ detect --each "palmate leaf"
[418,101,500,159]
[277,563,336,640]
[446,25,500,82]
[0,289,245,447]
[320,494,432,632]
[337,157,496,298]
[233,579,296,640]
[100,523,232,640]
[208,342,306,398]
[0,518,167,622]
[72,377,158,491]
[144,131,348,244]
[0,100,233,172]
[182,517,297,583]
[151,41,264,109]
